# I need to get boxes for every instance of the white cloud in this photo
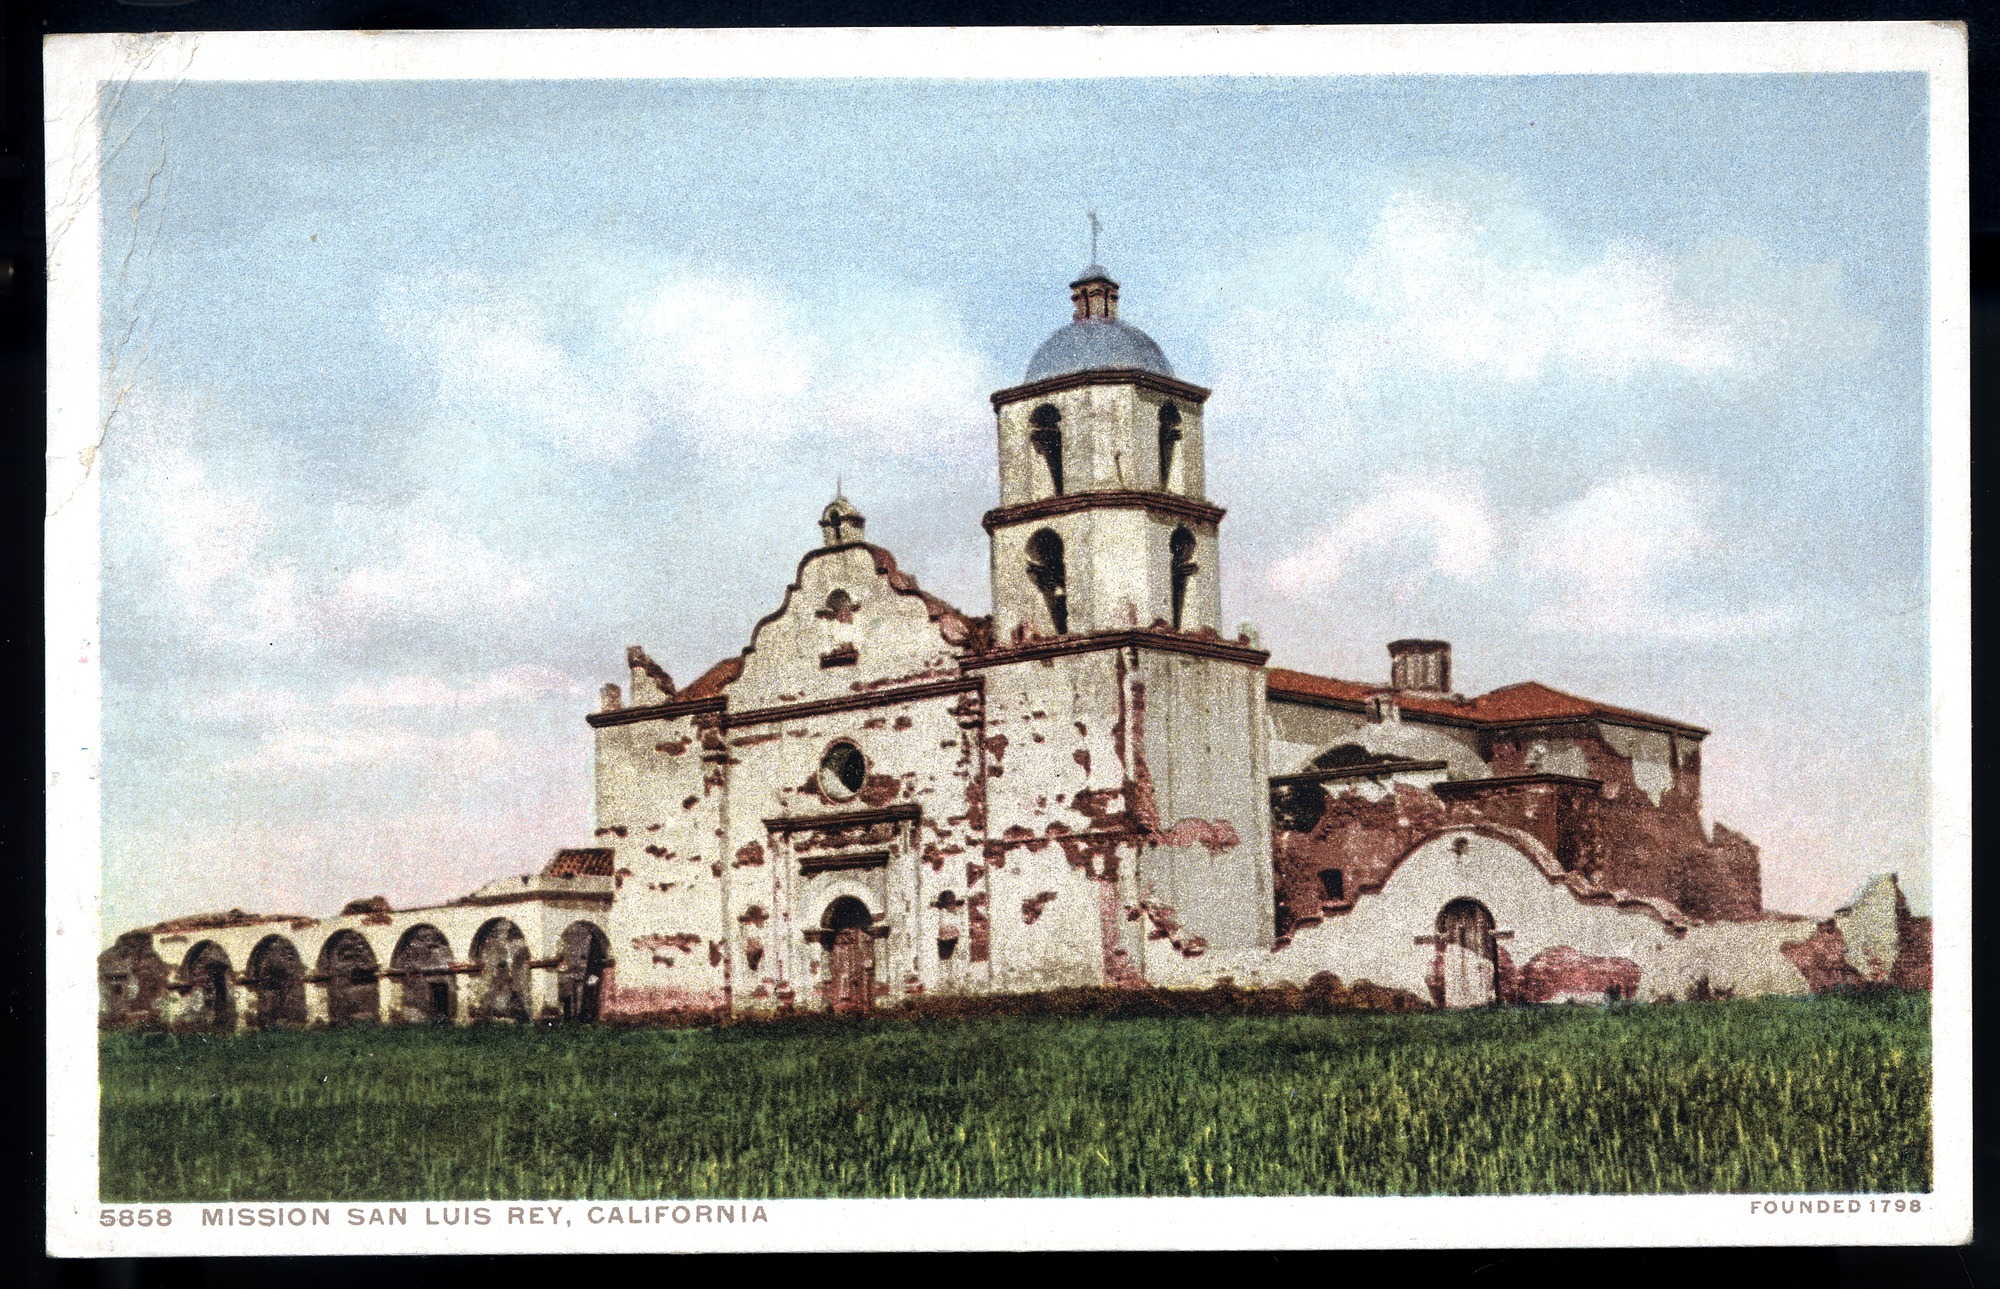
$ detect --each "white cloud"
[1264,468,1786,642]
[1346,189,1735,382]
[385,263,994,464]
[218,724,512,775]
[329,665,580,712]
[111,408,309,651]
[199,665,581,724]
[1267,472,1498,597]
[1202,177,1877,418]
[322,512,537,634]
[1524,472,1787,639]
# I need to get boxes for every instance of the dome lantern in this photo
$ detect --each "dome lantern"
[1023,264,1175,383]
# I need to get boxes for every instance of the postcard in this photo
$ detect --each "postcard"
[44,23,1970,1254]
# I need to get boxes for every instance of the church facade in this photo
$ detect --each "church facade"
[100,266,1930,1030]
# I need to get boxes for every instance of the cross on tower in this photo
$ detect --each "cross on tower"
[1087,211,1101,264]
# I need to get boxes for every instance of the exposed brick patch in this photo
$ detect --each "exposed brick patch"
[1514,946,1643,1003]
[1021,891,1058,924]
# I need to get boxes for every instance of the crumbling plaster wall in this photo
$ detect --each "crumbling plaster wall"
[976,650,1148,991]
[1483,723,1759,921]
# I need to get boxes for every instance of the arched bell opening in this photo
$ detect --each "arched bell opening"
[1026,528,1068,635]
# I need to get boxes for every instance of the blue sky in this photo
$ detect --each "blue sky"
[97,73,1931,933]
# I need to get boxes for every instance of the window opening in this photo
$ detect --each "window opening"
[1026,529,1069,634]
[819,741,868,799]
[1157,401,1182,487]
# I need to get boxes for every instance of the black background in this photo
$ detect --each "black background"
[1,1,1991,1283]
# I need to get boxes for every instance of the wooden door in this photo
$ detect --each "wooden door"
[1437,900,1498,1008]
[828,928,875,1015]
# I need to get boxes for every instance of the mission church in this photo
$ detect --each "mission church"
[101,263,1930,1029]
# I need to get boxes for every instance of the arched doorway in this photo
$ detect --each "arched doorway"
[318,930,381,1026]
[1436,899,1499,1008]
[822,897,876,1015]
[180,941,235,1032]
[471,919,531,1022]
[247,936,308,1029]
[392,925,457,1024]
[557,921,610,1022]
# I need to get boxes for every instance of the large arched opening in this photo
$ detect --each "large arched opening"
[557,921,611,1023]
[821,896,876,1016]
[391,924,457,1024]
[1436,898,1500,1008]
[318,930,381,1027]
[179,941,235,1032]
[246,935,308,1029]
[471,918,532,1022]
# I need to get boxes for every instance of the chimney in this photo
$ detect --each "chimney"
[1070,267,1120,321]
[1388,639,1451,694]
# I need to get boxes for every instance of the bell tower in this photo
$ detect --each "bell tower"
[986,265,1225,643]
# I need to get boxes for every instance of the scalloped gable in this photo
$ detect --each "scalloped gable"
[728,542,989,709]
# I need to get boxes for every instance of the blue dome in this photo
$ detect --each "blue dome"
[1025,318,1175,382]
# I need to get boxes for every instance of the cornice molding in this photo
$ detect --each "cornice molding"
[585,694,726,728]
[982,490,1225,533]
[763,803,921,834]
[990,368,1212,409]
[961,629,1269,670]
[725,676,982,729]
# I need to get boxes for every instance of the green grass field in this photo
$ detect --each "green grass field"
[99,992,1930,1201]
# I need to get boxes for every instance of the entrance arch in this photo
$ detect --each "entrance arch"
[180,941,235,1032]
[392,925,457,1024]
[247,936,308,1029]
[318,930,381,1026]
[822,896,876,1015]
[471,918,531,1022]
[1436,899,1499,1008]
[557,921,610,1023]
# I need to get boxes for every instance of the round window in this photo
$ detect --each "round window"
[818,742,867,799]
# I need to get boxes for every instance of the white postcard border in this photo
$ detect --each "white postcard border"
[44,22,1972,1255]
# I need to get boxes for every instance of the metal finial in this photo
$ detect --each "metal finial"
[1087,211,1101,265]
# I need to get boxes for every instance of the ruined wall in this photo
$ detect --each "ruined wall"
[1482,722,1760,921]
[1179,828,1697,999]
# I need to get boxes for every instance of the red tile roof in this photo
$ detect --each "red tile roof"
[542,847,616,877]
[1266,668,1706,736]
